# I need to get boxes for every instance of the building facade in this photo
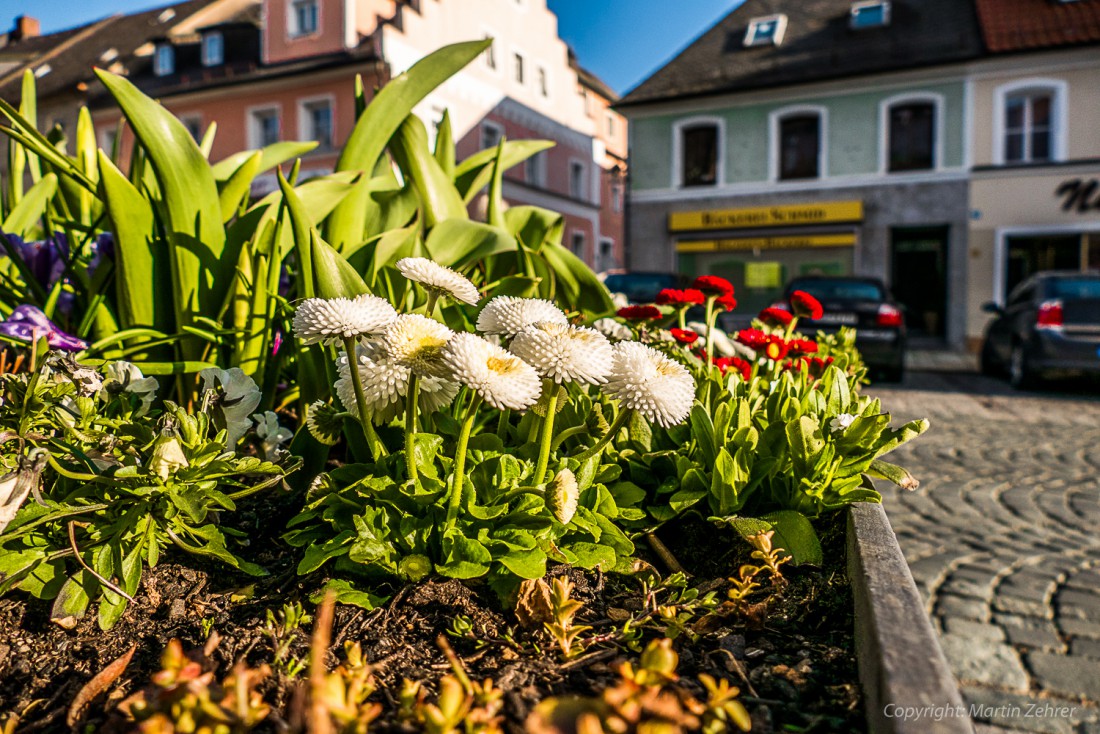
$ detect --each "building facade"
[619,0,1100,351]
[1,0,626,270]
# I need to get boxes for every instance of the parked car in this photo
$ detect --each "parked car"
[779,276,907,381]
[980,271,1100,389]
[600,271,690,304]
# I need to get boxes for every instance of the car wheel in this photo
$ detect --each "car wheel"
[1009,343,1039,390]
[979,341,1001,377]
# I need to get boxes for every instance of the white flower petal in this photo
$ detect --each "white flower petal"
[510,322,613,385]
[546,468,579,525]
[380,314,454,377]
[335,338,458,422]
[476,296,568,337]
[592,317,633,341]
[443,332,542,411]
[397,257,480,306]
[602,342,695,428]
[292,294,396,345]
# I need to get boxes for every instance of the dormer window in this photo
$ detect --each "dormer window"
[744,14,787,47]
[153,44,174,76]
[201,31,223,66]
[850,1,890,29]
[289,0,319,37]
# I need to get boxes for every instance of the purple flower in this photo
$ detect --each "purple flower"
[3,232,66,288]
[0,305,87,351]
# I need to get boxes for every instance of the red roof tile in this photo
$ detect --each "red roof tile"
[975,0,1100,52]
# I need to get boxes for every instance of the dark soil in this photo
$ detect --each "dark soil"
[0,499,862,733]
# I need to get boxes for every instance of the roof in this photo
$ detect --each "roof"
[566,48,618,101]
[619,0,984,107]
[975,0,1100,52]
[0,0,220,102]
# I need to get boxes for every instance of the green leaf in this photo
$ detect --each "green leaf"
[561,542,616,570]
[211,141,318,181]
[456,141,555,203]
[51,572,94,623]
[433,109,455,178]
[388,114,467,228]
[867,459,920,490]
[217,150,262,223]
[425,218,516,270]
[437,532,492,579]
[718,510,824,566]
[2,172,56,236]
[309,579,388,611]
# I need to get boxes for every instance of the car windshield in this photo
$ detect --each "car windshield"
[603,274,679,303]
[1048,278,1100,300]
[788,279,884,301]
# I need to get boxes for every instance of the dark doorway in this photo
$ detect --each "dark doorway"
[891,227,948,339]
[1005,234,1082,296]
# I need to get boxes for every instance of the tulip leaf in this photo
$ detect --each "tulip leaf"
[1,172,56,237]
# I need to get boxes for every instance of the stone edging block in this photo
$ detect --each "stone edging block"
[848,502,974,734]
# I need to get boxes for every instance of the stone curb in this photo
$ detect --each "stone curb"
[848,502,974,734]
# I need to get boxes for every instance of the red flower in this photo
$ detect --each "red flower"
[758,307,793,326]
[790,290,824,320]
[735,328,769,349]
[656,288,705,307]
[617,305,662,321]
[670,327,699,345]
[787,338,819,357]
[763,336,790,361]
[715,294,738,312]
[714,356,752,381]
[692,275,734,297]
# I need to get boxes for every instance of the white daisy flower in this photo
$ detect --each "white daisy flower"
[546,468,579,525]
[476,296,568,338]
[292,294,396,346]
[443,332,542,411]
[396,257,480,306]
[335,339,458,422]
[380,314,454,378]
[602,342,695,428]
[830,413,857,434]
[592,317,633,342]
[509,322,613,385]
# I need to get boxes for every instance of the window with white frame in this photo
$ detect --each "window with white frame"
[538,66,549,97]
[606,112,615,138]
[289,0,318,37]
[301,99,333,150]
[250,107,280,148]
[850,1,890,29]
[887,101,935,172]
[569,161,586,199]
[743,14,787,47]
[483,34,496,70]
[571,231,586,260]
[513,52,525,85]
[679,122,719,187]
[201,31,223,66]
[525,151,546,188]
[480,121,503,151]
[1004,91,1053,164]
[598,238,614,270]
[777,112,821,180]
[611,183,623,213]
[153,44,174,76]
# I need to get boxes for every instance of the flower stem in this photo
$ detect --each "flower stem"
[704,295,718,365]
[343,337,387,460]
[445,394,482,531]
[533,378,559,485]
[573,407,632,464]
[496,408,511,438]
[551,424,588,451]
[424,291,440,320]
[405,373,420,486]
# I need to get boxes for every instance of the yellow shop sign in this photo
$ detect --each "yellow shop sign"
[676,233,857,253]
[668,201,863,232]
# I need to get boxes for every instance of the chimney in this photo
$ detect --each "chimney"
[12,15,41,40]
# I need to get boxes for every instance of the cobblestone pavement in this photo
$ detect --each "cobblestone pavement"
[869,372,1100,734]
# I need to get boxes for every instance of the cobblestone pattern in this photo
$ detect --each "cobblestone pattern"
[869,373,1100,734]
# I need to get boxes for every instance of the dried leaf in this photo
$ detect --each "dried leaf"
[515,578,553,628]
[67,644,136,728]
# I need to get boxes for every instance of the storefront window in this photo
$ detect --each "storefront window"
[681,124,718,187]
[779,114,820,180]
[1005,234,1080,295]
[888,102,935,172]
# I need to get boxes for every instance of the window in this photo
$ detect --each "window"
[483,35,496,70]
[611,184,623,213]
[581,89,593,118]
[513,52,525,85]
[606,112,615,137]
[888,101,935,172]
[480,121,503,151]
[99,126,118,152]
[201,31,223,66]
[290,0,318,37]
[525,151,546,188]
[153,44,174,76]
[571,231,586,260]
[301,99,333,150]
[538,67,548,97]
[34,64,51,78]
[599,238,614,271]
[181,115,204,142]
[250,107,280,148]
[680,123,719,187]
[569,161,585,199]
[1005,92,1052,164]
[850,1,890,29]
[778,114,821,180]
[743,14,787,47]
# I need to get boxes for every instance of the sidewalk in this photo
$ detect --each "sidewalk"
[906,349,978,373]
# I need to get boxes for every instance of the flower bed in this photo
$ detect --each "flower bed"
[0,41,930,733]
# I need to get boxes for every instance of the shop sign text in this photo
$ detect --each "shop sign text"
[1056,179,1100,213]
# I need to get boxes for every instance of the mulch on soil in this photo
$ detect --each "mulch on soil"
[0,497,863,733]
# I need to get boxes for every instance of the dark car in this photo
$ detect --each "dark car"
[780,276,907,381]
[600,271,690,304]
[980,271,1100,389]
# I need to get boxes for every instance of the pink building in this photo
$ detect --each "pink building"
[1,0,626,270]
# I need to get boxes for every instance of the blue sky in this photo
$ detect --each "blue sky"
[17,0,740,94]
